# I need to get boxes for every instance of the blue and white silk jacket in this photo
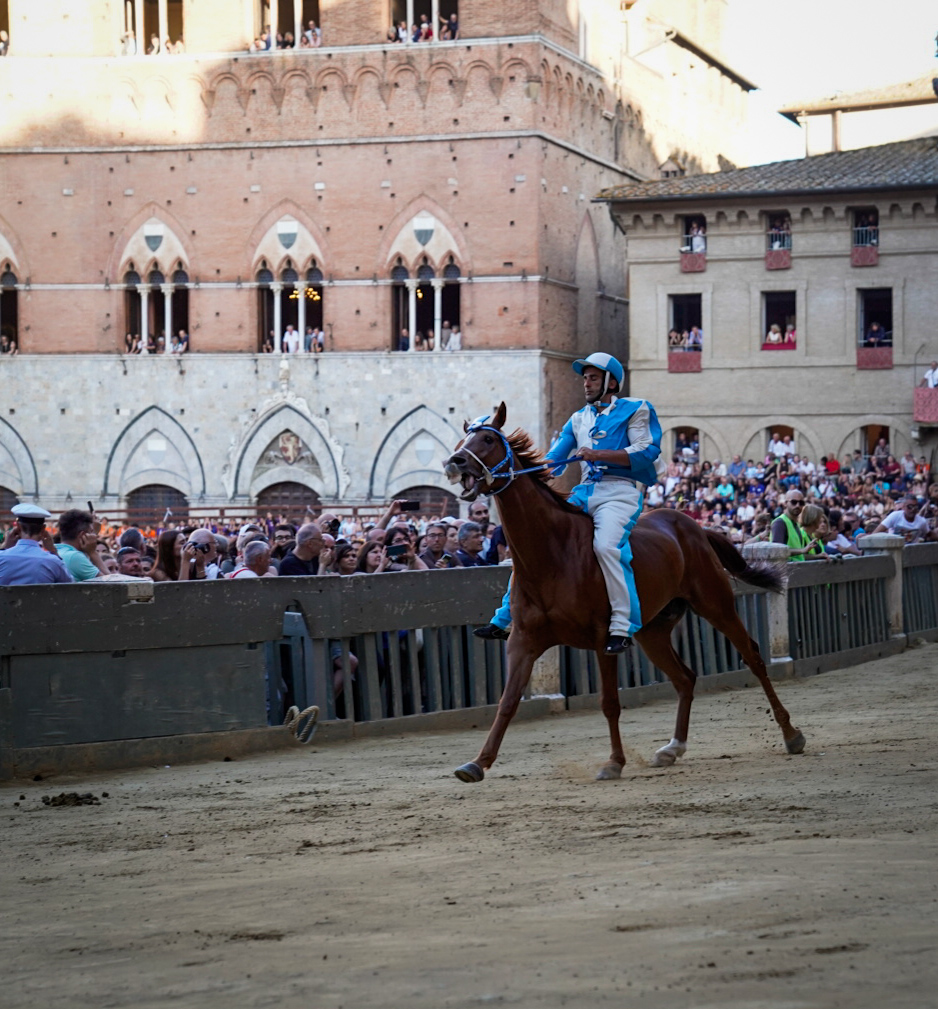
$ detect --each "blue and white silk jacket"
[546,396,664,488]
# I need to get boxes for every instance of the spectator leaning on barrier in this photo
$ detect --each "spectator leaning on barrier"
[56,509,109,581]
[873,497,934,543]
[418,523,461,569]
[0,504,74,585]
[115,546,147,578]
[770,490,811,560]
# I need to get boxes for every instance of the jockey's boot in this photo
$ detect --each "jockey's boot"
[604,634,633,654]
[474,623,511,641]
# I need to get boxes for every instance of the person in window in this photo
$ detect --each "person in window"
[418,14,433,40]
[411,23,421,43]
[398,327,410,352]
[305,21,322,46]
[668,328,685,352]
[686,325,703,351]
[764,323,782,346]
[440,14,458,39]
[691,223,706,254]
[864,321,888,347]
[148,34,160,54]
[784,323,796,345]
[177,328,189,352]
[920,360,938,388]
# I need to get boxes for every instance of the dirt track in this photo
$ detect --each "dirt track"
[3,646,938,1009]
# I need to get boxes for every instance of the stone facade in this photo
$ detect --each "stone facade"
[608,185,938,467]
[0,350,581,513]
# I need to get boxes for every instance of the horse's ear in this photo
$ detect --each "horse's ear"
[493,402,507,429]
[463,420,469,434]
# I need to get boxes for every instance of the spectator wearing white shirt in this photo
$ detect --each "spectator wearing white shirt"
[920,361,938,388]
[872,499,933,543]
[283,324,301,353]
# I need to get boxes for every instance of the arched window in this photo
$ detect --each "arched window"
[123,267,142,350]
[171,264,190,350]
[125,484,189,525]
[132,0,186,54]
[301,262,325,346]
[414,259,435,349]
[256,261,274,352]
[441,256,462,339]
[390,258,410,351]
[0,264,19,353]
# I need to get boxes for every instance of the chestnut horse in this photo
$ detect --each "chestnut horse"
[445,403,805,783]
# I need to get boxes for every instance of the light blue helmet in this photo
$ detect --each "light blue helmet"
[572,352,624,393]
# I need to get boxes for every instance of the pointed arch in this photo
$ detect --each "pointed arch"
[103,406,206,498]
[574,211,600,357]
[0,213,28,278]
[0,417,39,498]
[233,405,346,501]
[369,406,462,500]
[375,195,472,276]
[108,204,193,282]
[245,200,330,278]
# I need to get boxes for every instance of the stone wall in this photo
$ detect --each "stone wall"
[0,349,575,510]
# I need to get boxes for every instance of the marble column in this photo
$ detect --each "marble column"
[297,283,307,349]
[293,0,303,46]
[139,284,150,347]
[161,284,173,353]
[431,279,444,351]
[158,0,168,51]
[406,0,414,41]
[271,282,283,352]
[134,0,144,54]
[405,280,417,352]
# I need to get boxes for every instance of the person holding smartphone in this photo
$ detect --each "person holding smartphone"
[418,523,462,569]
[384,526,429,571]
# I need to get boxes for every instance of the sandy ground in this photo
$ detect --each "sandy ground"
[3,647,938,1009]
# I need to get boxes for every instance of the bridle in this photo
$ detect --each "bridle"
[456,417,586,497]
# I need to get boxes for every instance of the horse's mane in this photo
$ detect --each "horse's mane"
[507,428,583,515]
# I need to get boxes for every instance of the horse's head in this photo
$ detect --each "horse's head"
[445,401,510,500]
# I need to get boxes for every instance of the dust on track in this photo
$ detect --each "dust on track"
[2,645,937,1009]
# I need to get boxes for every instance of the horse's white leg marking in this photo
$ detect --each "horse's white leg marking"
[650,737,687,768]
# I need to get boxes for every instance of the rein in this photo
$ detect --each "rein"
[460,419,595,496]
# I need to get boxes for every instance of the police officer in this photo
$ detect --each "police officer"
[475,352,664,653]
[0,504,74,585]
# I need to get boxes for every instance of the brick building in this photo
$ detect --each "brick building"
[0,0,763,516]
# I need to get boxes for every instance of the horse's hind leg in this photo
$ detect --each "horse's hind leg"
[454,632,541,783]
[633,606,697,767]
[689,580,805,755]
[594,652,626,780]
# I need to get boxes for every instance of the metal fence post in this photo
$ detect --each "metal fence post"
[741,542,791,664]
[857,533,906,641]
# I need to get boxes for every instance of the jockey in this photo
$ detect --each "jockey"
[475,352,664,653]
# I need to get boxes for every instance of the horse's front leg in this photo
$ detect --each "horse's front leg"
[595,652,626,780]
[454,632,540,783]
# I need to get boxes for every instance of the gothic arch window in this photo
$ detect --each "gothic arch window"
[301,262,324,346]
[390,257,410,352]
[441,256,461,338]
[170,264,190,349]
[0,486,19,519]
[0,264,19,353]
[414,259,435,348]
[127,0,186,53]
[256,260,275,352]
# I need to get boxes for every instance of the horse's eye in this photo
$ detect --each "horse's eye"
[484,435,494,444]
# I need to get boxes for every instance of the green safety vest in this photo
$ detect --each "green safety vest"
[780,512,812,561]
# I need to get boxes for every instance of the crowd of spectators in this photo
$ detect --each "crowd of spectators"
[0,497,508,586]
[667,326,703,353]
[648,432,938,558]
[385,14,459,43]
[120,32,186,55]
[249,22,322,51]
[123,329,189,355]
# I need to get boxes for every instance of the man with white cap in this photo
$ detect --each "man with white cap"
[0,504,74,585]
[475,352,664,653]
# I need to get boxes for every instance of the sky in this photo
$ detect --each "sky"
[723,0,937,163]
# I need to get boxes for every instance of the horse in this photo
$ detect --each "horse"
[444,403,805,783]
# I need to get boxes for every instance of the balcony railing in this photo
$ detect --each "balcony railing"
[765,230,791,270]
[852,227,879,267]
[856,345,893,370]
[914,387,938,425]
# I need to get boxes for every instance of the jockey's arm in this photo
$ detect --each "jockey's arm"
[544,419,577,475]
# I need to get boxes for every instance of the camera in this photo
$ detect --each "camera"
[190,542,212,554]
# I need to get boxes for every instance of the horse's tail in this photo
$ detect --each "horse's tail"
[705,530,784,594]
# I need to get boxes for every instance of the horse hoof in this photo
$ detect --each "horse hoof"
[454,762,485,783]
[785,731,806,755]
[650,750,677,768]
[595,762,623,781]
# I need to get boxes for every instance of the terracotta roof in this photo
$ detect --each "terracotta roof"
[779,72,938,120]
[597,136,938,204]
